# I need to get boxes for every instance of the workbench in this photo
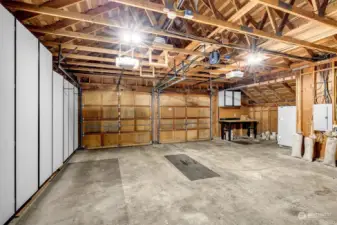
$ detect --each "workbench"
[219,119,259,141]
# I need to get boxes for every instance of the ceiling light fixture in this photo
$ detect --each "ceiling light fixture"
[121,31,142,44]
[246,52,267,65]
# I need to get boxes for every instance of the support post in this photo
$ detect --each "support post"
[210,78,213,140]
[157,91,161,144]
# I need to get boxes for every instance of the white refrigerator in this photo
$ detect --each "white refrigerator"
[278,106,296,147]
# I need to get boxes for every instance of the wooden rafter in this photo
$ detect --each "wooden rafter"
[250,0,337,30]
[266,7,277,33]
[265,85,284,100]
[106,0,337,53]
[282,82,296,96]
[253,87,269,102]
[240,88,258,103]
[277,0,296,34]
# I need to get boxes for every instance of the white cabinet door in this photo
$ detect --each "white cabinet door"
[225,91,233,106]
[218,90,224,107]
[233,91,241,106]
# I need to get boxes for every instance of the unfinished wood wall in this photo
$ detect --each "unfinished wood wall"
[82,90,152,149]
[296,62,337,159]
[159,93,211,143]
[248,106,278,134]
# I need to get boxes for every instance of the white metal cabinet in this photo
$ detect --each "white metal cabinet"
[233,92,241,106]
[218,90,224,107]
[278,106,296,147]
[225,91,233,106]
[313,104,332,131]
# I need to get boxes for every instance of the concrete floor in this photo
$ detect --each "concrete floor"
[11,140,337,225]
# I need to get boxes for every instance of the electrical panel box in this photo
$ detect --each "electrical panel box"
[278,106,296,147]
[313,104,332,131]
[218,90,224,107]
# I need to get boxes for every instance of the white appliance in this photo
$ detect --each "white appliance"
[278,106,296,147]
[313,104,332,131]
[226,70,244,79]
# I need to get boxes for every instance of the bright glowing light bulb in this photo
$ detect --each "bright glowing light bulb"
[246,52,266,65]
[132,33,142,43]
[122,31,132,43]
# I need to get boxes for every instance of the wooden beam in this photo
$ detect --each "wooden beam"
[250,0,337,30]
[282,82,296,95]
[145,10,158,26]
[108,0,337,53]
[253,87,270,102]
[240,88,258,103]
[7,0,336,53]
[18,0,85,22]
[266,7,277,33]
[67,67,209,80]
[265,85,284,100]
[43,39,205,58]
[5,1,211,43]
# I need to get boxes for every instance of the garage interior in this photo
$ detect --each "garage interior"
[1,0,337,224]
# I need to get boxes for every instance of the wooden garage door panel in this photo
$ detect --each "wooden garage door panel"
[120,92,134,105]
[120,107,135,119]
[102,120,118,133]
[83,106,101,119]
[135,107,150,118]
[83,135,101,148]
[174,107,185,118]
[160,107,174,118]
[199,119,210,129]
[187,130,198,141]
[161,94,185,106]
[136,120,151,131]
[83,121,101,134]
[186,95,210,106]
[135,93,151,106]
[102,107,118,119]
[120,120,135,132]
[103,134,118,147]
[102,91,118,105]
[199,129,210,139]
[160,119,173,130]
[83,91,101,105]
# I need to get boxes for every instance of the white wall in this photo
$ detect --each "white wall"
[0,5,15,224]
[74,88,79,150]
[53,72,64,172]
[69,84,74,154]
[0,8,80,223]
[16,20,39,210]
[63,80,69,161]
[39,43,53,186]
